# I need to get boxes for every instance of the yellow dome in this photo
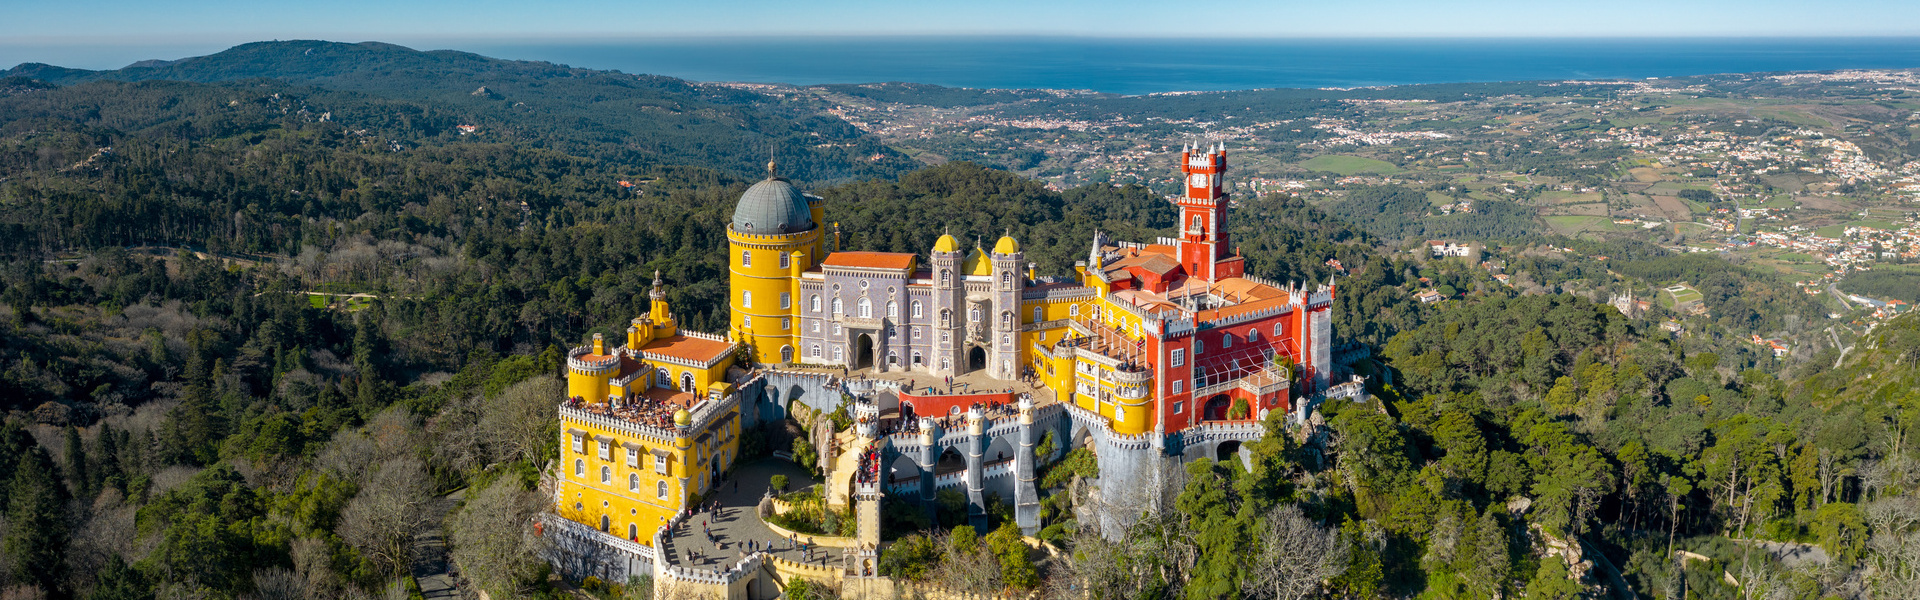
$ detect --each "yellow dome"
[673,409,692,427]
[963,246,992,277]
[932,234,959,253]
[993,235,1020,255]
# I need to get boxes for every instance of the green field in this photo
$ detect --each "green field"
[1761,196,1799,209]
[1545,215,1613,235]
[1665,284,1704,305]
[1297,154,1402,175]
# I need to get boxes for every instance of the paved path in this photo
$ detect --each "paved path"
[659,459,838,570]
[412,488,466,600]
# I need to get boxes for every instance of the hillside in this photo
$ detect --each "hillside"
[3,40,917,182]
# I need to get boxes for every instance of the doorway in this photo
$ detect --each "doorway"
[856,333,875,370]
[968,347,987,371]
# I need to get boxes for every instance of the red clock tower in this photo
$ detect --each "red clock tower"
[1177,143,1242,281]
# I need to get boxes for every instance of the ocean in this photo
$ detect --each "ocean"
[451,37,1920,94]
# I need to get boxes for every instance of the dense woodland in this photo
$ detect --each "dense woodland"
[0,41,1915,600]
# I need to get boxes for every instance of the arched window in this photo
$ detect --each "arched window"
[887,301,899,319]
[680,373,694,393]
[781,292,791,309]
[1033,306,1043,323]
[1069,304,1080,316]
[657,481,668,499]
[1195,339,1205,353]
[833,346,845,362]
[912,351,923,365]
[1222,334,1234,348]
[1001,271,1012,287]
[858,297,873,318]
[781,346,794,363]
[656,368,670,387]
[1247,328,1260,342]
[742,291,752,308]
[779,252,790,269]
[740,250,751,267]
[911,300,923,318]
[600,466,611,484]
[832,297,844,315]
[629,523,638,540]
[629,473,640,492]
[1001,312,1012,329]
[600,515,610,532]
[811,344,822,358]
[970,307,981,322]
[574,459,584,477]
[811,295,821,312]
[1274,322,1284,336]
[940,309,952,326]
[940,269,951,283]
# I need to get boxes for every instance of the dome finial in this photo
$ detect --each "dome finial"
[766,158,778,180]
[651,270,666,300]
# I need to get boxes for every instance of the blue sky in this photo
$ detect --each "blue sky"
[5,0,1919,69]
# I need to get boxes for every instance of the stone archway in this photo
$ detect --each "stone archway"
[1216,440,1243,463]
[856,334,875,370]
[1203,394,1232,422]
[968,346,988,371]
[936,445,967,477]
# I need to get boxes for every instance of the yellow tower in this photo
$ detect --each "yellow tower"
[727,162,821,365]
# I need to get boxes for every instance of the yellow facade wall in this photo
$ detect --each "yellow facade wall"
[728,228,819,364]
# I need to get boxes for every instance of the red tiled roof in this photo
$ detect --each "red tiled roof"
[641,335,735,364]
[822,252,917,270]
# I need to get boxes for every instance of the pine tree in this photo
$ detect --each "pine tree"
[88,555,154,600]
[5,448,71,593]
[64,424,92,499]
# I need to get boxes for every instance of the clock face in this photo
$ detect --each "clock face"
[1189,173,1208,188]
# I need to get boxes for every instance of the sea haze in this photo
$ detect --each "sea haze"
[453,36,1920,94]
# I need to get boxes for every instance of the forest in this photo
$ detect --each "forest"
[0,41,1916,600]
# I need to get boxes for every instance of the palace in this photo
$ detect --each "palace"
[549,145,1347,594]
[728,143,1332,434]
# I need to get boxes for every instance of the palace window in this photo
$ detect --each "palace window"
[740,250,751,267]
[781,292,791,309]
[781,346,794,362]
[1247,328,1260,342]
[654,454,668,475]
[1173,401,1184,414]
[1001,271,1012,287]
[626,447,639,467]
[912,300,923,318]
[1173,380,1185,394]
[570,435,583,454]
[1274,322,1284,336]
[858,297,873,318]
[811,344,822,358]
[1222,334,1234,349]
[629,473,639,492]
[574,459,584,477]
[887,301,899,319]
[833,346,845,362]
[833,323,842,335]
[1195,339,1205,353]
[600,466,611,484]
[680,373,695,393]
[912,327,921,340]
[1033,306,1043,323]
[597,439,610,461]
[1171,348,1185,367]
[630,523,638,540]
[742,291,752,308]
[970,307,981,322]
[657,480,668,499]
[656,368,670,387]
[1069,304,1080,317]
[811,295,821,312]
[1191,215,1204,232]
[779,252,790,269]
[832,298,844,315]
[940,309,951,326]
[782,317,791,331]
[812,320,821,333]
[743,315,751,327]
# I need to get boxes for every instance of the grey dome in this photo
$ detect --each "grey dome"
[731,178,815,235]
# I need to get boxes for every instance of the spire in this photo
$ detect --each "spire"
[766,159,779,180]
[650,270,666,301]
